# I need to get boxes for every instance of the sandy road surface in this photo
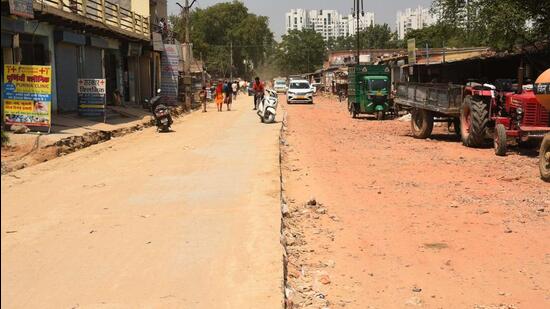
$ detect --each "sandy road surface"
[1,96,283,308]
[281,96,549,308]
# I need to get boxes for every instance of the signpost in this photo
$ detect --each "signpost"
[78,79,106,121]
[3,64,52,131]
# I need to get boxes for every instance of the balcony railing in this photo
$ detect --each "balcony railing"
[37,0,150,39]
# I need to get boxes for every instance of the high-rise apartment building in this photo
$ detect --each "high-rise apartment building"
[396,6,436,40]
[285,9,374,41]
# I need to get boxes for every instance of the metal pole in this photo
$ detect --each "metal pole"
[230,41,233,81]
[356,0,360,64]
[426,43,429,66]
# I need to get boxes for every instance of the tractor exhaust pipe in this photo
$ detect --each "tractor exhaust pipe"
[517,59,524,94]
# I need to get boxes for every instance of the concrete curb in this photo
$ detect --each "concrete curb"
[1,105,198,174]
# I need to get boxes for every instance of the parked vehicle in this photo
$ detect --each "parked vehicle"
[394,68,550,174]
[347,65,392,120]
[534,69,550,182]
[257,89,278,123]
[145,89,173,132]
[287,80,314,104]
[311,82,322,95]
[274,79,288,93]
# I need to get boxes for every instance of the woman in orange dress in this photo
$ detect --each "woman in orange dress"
[215,81,224,112]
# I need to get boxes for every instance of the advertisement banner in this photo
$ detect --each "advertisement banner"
[9,0,34,19]
[161,44,179,105]
[3,64,52,129]
[78,79,106,118]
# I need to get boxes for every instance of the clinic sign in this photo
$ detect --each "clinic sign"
[78,79,106,118]
[3,65,52,129]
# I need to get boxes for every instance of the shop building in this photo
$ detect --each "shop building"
[1,0,153,114]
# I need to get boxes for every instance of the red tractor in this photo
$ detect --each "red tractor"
[493,86,550,157]
[459,81,499,147]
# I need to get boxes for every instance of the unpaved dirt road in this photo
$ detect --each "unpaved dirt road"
[1,96,283,308]
[281,96,549,308]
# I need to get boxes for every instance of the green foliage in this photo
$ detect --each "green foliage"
[328,24,403,51]
[169,1,274,78]
[425,0,548,50]
[276,29,326,74]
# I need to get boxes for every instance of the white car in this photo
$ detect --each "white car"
[286,80,314,104]
[274,80,287,93]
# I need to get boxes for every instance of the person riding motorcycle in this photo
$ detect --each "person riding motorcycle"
[252,77,264,110]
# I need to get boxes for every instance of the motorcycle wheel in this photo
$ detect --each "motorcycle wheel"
[264,112,275,123]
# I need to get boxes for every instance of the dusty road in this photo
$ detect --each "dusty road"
[281,96,549,308]
[1,96,283,308]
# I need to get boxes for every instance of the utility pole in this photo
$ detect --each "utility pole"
[177,0,196,108]
[353,0,364,64]
[230,41,233,81]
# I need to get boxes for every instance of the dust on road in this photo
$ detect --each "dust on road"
[1,96,284,308]
[281,95,549,308]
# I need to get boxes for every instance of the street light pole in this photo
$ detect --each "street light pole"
[177,0,197,108]
[353,0,364,64]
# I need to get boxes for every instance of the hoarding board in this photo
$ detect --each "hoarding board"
[3,64,51,129]
[9,0,34,19]
[78,79,106,118]
[161,44,179,105]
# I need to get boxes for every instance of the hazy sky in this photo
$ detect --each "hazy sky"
[168,0,433,39]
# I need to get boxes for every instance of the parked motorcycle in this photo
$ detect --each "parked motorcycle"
[145,89,173,132]
[257,89,278,123]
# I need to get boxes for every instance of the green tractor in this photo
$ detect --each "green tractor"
[348,65,391,120]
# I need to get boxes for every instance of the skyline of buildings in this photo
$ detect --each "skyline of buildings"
[396,6,437,40]
[285,9,375,41]
[285,6,437,41]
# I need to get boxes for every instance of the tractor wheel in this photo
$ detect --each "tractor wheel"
[376,111,384,121]
[411,108,433,139]
[494,123,508,156]
[460,96,489,147]
[539,134,550,182]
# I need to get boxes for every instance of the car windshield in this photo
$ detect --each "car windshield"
[290,82,310,89]
[276,81,286,85]
[368,79,388,91]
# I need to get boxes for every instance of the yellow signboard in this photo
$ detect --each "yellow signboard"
[407,38,416,65]
[3,65,52,128]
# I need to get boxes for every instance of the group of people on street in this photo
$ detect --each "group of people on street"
[212,80,239,112]
[198,77,265,113]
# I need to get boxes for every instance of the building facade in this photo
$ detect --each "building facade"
[1,0,164,116]
[396,6,436,40]
[285,9,374,41]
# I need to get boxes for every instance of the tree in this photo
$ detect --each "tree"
[428,0,547,50]
[276,29,326,75]
[169,1,274,78]
[327,24,402,51]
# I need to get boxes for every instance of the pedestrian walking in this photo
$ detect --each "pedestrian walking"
[232,80,238,100]
[199,86,207,112]
[215,81,224,112]
[223,80,233,111]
